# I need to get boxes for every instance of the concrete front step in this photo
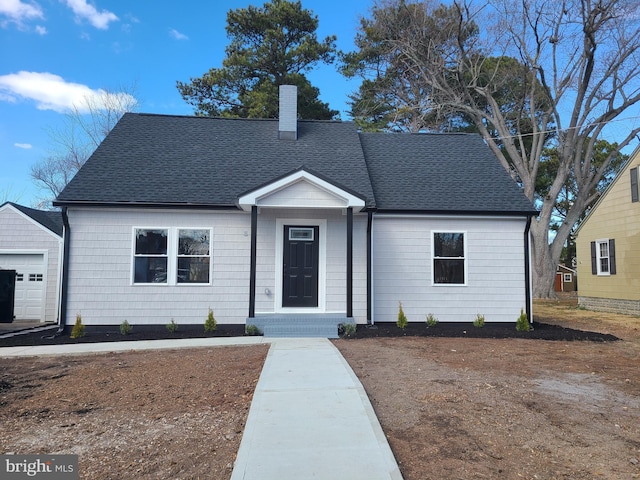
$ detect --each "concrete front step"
[262,324,338,338]
[248,315,354,339]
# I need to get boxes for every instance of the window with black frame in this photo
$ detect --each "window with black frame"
[433,232,465,284]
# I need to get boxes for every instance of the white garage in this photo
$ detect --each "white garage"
[0,203,63,324]
[0,253,47,320]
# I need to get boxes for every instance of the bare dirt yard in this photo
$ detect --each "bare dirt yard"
[335,297,640,479]
[1,297,639,479]
[0,345,269,479]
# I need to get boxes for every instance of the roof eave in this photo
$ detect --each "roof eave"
[373,208,539,217]
[52,200,241,210]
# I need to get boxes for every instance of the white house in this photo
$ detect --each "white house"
[0,202,63,323]
[54,86,537,336]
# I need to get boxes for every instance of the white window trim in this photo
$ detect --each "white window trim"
[595,238,610,276]
[274,218,326,313]
[431,230,467,286]
[176,228,213,286]
[131,227,213,286]
[563,273,572,283]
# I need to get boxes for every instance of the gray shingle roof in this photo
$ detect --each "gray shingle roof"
[55,113,536,215]
[56,113,375,208]
[3,202,63,236]
[360,132,537,214]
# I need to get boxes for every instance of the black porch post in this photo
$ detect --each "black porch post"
[249,206,257,318]
[347,207,353,318]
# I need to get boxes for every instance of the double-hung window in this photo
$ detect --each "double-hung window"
[591,239,616,276]
[598,241,610,274]
[133,228,212,285]
[177,229,211,284]
[433,232,465,285]
[134,229,169,283]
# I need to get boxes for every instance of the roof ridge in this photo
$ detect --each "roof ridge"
[359,131,481,137]
[132,112,352,125]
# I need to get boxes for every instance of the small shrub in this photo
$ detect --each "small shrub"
[473,314,485,328]
[397,302,408,329]
[425,313,438,327]
[341,323,357,337]
[70,314,85,339]
[204,308,217,332]
[516,309,531,331]
[245,324,261,335]
[120,320,132,335]
[166,319,178,333]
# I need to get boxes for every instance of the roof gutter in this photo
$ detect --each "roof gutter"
[372,209,539,217]
[52,201,242,210]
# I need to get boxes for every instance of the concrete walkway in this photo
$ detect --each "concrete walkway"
[0,337,403,480]
[0,336,268,357]
[231,338,402,480]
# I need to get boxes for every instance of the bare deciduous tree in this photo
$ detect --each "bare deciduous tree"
[31,85,139,208]
[360,0,640,297]
[0,184,23,204]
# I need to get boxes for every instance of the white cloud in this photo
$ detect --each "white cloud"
[0,0,44,30]
[169,28,188,40]
[34,23,45,34]
[0,0,43,21]
[14,142,32,149]
[0,71,136,113]
[62,0,118,30]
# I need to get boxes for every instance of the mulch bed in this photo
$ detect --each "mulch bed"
[0,324,248,347]
[346,321,619,342]
[0,321,618,347]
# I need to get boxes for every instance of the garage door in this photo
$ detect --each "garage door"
[0,254,45,321]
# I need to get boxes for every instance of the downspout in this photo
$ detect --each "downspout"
[249,206,257,318]
[346,207,353,318]
[56,207,71,335]
[366,211,372,324]
[524,216,533,324]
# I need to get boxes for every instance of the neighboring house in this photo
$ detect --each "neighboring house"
[554,264,577,293]
[54,86,537,333]
[576,145,640,314]
[0,202,63,323]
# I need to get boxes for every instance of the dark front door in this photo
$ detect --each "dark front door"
[283,225,319,307]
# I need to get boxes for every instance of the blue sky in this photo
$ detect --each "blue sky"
[0,0,369,206]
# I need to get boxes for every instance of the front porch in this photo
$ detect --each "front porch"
[248,314,355,338]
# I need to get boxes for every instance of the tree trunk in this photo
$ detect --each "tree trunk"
[530,219,558,299]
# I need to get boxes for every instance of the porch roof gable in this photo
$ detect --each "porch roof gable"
[237,168,366,212]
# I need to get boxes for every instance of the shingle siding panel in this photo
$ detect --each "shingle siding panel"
[66,208,251,325]
[372,215,527,323]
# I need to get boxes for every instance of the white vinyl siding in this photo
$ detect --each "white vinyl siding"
[257,181,347,208]
[372,215,527,323]
[65,208,250,326]
[0,205,62,323]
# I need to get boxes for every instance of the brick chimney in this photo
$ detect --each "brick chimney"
[278,85,297,140]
